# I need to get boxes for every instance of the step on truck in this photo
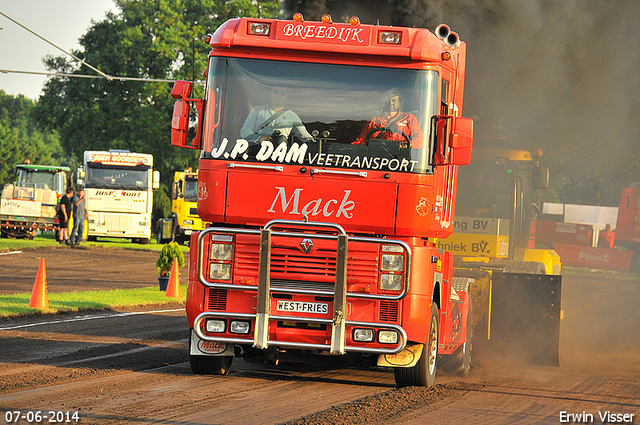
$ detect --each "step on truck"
[0,162,71,239]
[157,168,205,245]
[169,15,475,387]
[77,150,160,244]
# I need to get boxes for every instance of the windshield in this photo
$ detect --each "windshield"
[201,58,440,174]
[85,165,149,190]
[17,169,66,194]
[184,178,198,202]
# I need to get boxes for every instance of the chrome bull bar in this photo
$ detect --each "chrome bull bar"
[196,219,412,355]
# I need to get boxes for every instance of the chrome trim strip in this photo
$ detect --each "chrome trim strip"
[310,168,368,177]
[228,163,283,171]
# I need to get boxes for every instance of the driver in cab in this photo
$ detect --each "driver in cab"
[353,89,423,148]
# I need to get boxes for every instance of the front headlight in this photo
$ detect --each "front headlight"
[353,328,375,342]
[380,273,403,291]
[205,319,226,333]
[381,253,404,272]
[210,263,232,280]
[230,321,251,334]
[183,219,194,225]
[211,243,233,261]
[378,330,399,344]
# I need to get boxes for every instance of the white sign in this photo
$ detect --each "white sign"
[0,199,41,217]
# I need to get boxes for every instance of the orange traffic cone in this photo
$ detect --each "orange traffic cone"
[166,257,181,298]
[29,259,49,309]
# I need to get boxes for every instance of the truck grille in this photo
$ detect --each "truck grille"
[104,214,133,229]
[207,288,228,311]
[234,235,379,288]
[379,300,399,322]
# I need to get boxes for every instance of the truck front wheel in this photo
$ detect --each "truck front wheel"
[439,298,472,377]
[190,354,233,375]
[394,302,439,387]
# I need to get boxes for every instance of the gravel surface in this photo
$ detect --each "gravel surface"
[0,247,638,424]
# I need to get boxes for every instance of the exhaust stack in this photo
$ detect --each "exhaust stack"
[435,24,460,47]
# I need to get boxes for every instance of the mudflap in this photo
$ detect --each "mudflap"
[489,272,562,366]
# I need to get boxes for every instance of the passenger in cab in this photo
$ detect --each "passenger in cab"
[353,89,423,148]
[240,87,313,144]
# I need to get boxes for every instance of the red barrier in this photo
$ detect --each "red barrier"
[536,221,593,247]
[552,243,633,271]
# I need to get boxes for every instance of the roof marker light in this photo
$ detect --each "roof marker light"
[293,12,304,22]
[248,22,270,36]
[321,14,332,24]
[379,31,402,44]
[350,16,361,26]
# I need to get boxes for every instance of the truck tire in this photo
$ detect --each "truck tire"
[190,354,233,375]
[173,226,185,245]
[439,298,472,377]
[189,331,233,374]
[394,302,439,387]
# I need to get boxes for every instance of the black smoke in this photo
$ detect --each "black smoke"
[281,0,640,206]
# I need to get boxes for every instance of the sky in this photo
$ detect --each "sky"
[0,0,118,100]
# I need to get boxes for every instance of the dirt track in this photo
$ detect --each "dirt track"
[0,247,639,424]
[0,245,188,295]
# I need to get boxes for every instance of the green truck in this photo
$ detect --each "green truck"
[0,163,71,239]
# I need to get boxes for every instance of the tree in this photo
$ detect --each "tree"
[0,91,65,185]
[31,0,282,218]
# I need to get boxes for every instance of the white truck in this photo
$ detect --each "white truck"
[77,150,160,244]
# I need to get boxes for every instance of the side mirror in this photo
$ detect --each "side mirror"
[170,81,202,150]
[152,170,160,190]
[76,167,85,187]
[532,163,549,189]
[449,117,474,165]
[171,181,179,200]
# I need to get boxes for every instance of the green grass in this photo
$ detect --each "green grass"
[0,285,187,317]
[0,232,189,253]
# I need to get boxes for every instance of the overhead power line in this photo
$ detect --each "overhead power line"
[0,11,116,81]
[0,68,180,84]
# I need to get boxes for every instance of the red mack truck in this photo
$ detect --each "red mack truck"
[170,14,474,387]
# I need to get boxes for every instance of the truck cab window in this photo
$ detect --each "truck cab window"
[201,58,439,174]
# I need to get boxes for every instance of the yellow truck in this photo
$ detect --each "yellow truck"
[442,142,562,366]
[157,169,205,245]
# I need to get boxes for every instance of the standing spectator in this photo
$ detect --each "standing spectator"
[70,188,87,246]
[597,224,616,249]
[58,187,74,245]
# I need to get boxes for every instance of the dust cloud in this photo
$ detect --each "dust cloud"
[282,1,640,205]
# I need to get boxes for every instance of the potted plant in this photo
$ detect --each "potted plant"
[156,241,185,291]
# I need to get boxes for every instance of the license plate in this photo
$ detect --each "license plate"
[277,300,329,314]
